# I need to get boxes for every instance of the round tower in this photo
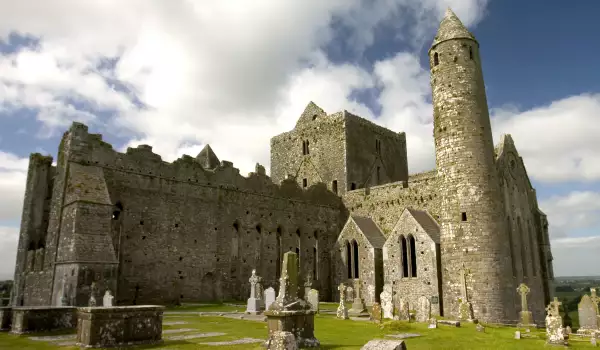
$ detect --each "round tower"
[429,9,515,323]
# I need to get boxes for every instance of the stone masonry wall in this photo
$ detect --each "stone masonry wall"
[497,148,547,323]
[430,34,516,323]
[342,171,441,236]
[45,123,344,305]
[344,113,408,190]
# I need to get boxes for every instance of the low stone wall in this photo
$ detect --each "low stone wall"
[10,306,77,334]
[76,305,165,348]
[0,307,12,331]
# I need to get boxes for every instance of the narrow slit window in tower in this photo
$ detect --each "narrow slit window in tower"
[306,140,310,154]
[469,47,473,60]
[461,212,467,221]
[434,52,439,66]
[302,178,307,188]
[332,180,338,194]
[302,141,306,155]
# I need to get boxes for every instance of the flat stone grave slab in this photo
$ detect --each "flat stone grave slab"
[221,313,266,322]
[385,333,422,339]
[438,320,461,327]
[76,305,164,348]
[350,317,371,322]
[11,306,77,334]
[163,328,195,334]
[201,337,264,346]
[166,332,226,340]
[29,334,77,342]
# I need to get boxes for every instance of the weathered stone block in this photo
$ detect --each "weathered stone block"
[361,339,406,350]
[10,306,77,334]
[76,305,164,348]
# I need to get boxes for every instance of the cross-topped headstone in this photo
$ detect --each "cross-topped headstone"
[517,283,530,312]
[338,283,346,303]
[249,269,260,299]
[547,297,562,317]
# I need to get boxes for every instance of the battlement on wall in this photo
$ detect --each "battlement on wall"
[59,122,342,207]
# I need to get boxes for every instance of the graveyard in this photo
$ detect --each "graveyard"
[0,252,599,349]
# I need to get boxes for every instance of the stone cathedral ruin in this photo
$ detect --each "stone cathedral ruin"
[9,9,554,325]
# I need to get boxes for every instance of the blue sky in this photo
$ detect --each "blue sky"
[0,0,599,279]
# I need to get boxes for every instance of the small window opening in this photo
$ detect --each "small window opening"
[434,52,439,66]
[302,141,306,155]
[296,229,301,237]
[302,178,307,188]
[469,47,473,60]
[332,180,338,194]
[306,140,310,154]
[312,115,317,121]
[376,166,381,184]
[112,211,120,220]
[350,182,356,190]
[461,212,467,222]
[256,224,262,233]
[233,222,239,231]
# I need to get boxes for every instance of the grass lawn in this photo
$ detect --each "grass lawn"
[0,303,596,349]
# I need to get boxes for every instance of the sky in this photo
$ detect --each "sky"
[0,0,599,280]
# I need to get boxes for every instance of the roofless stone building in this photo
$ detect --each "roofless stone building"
[10,9,553,324]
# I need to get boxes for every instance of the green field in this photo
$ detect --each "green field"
[0,303,597,350]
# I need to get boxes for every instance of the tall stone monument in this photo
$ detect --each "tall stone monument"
[246,269,265,314]
[264,252,319,348]
[457,264,475,322]
[516,283,536,330]
[380,284,394,320]
[337,284,349,320]
[545,297,567,346]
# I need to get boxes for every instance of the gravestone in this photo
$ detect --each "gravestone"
[103,290,114,307]
[380,284,394,319]
[264,287,276,311]
[516,283,536,330]
[304,273,313,300]
[545,297,567,346]
[370,302,382,324]
[346,287,354,301]
[264,252,319,348]
[591,332,598,346]
[428,317,437,329]
[457,265,475,322]
[514,331,521,339]
[366,285,376,307]
[396,298,410,321]
[578,294,599,335]
[416,296,431,323]
[246,269,265,314]
[308,289,319,313]
[88,282,97,307]
[361,339,407,350]
[337,284,349,320]
[349,282,368,317]
[476,323,485,332]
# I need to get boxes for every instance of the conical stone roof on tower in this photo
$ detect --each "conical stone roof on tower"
[431,8,476,48]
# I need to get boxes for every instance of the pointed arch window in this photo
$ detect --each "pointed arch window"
[352,240,359,278]
[346,241,352,279]
[518,217,528,278]
[400,235,409,278]
[408,234,417,277]
[506,216,517,277]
